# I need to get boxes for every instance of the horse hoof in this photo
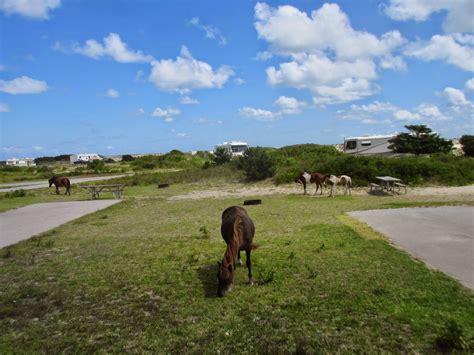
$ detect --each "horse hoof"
[247,278,254,285]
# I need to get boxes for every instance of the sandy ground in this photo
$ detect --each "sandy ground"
[168,184,474,201]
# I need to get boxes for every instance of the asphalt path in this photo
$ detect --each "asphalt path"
[0,200,121,248]
[0,174,129,193]
[348,206,474,290]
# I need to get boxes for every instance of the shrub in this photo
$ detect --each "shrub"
[5,189,26,198]
[460,135,474,157]
[212,147,231,165]
[238,147,275,181]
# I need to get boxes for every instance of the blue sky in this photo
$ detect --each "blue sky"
[0,0,473,159]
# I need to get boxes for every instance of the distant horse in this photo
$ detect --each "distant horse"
[324,175,352,198]
[48,176,71,195]
[294,172,326,195]
[217,206,256,297]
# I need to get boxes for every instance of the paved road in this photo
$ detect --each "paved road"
[348,206,474,290]
[0,174,129,193]
[0,200,121,248]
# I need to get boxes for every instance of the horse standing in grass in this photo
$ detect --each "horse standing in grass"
[324,175,352,198]
[217,206,256,297]
[294,172,326,195]
[48,176,71,195]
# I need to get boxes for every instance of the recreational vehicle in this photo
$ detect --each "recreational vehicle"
[214,141,248,157]
[343,134,396,156]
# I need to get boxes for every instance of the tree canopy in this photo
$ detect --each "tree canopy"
[459,135,474,157]
[388,125,453,155]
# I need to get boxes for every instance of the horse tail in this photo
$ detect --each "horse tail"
[347,177,352,187]
[65,178,71,188]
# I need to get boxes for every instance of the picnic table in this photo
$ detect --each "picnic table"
[371,176,407,194]
[79,184,125,200]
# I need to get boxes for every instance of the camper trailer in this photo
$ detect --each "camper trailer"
[343,134,396,156]
[214,141,248,157]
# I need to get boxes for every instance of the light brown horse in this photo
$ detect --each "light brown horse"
[48,176,71,195]
[294,172,326,195]
[217,206,256,297]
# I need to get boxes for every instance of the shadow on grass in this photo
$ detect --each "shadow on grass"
[197,264,218,298]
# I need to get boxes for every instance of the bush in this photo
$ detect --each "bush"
[212,147,231,165]
[238,147,275,181]
[87,159,106,172]
[4,189,26,198]
[460,135,474,157]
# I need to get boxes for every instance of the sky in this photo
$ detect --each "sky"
[0,0,473,159]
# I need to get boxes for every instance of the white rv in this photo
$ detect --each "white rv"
[214,141,248,157]
[70,153,103,164]
[343,134,396,156]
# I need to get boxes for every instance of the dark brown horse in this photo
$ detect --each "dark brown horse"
[217,206,256,297]
[294,172,326,195]
[48,176,71,195]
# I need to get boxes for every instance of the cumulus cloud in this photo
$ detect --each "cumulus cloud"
[0,76,48,94]
[189,17,227,45]
[106,88,119,98]
[383,0,474,33]
[255,2,405,104]
[194,118,223,125]
[0,0,61,19]
[465,78,474,91]
[0,102,11,112]
[151,107,180,122]
[240,96,307,121]
[404,35,474,72]
[180,95,199,104]
[149,46,234,92]
[337,100,447,124]
[443,87,469,106]
[71,33,154,63]
[234,78,245,85]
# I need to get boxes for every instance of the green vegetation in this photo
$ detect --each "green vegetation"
[388,125,453,155]
[212,147,232,166]
[1,186,473,353]
[131,150,209,171]
[237,147,275,181]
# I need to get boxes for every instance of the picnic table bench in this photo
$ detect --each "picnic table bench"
[369,176,407,194]
[79,184,125,200]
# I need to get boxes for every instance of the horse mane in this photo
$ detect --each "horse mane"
[223,215,243,268]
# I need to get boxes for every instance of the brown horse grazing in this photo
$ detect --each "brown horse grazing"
[48,176,71,195]
[324,175,352,197]
[217,206,256,297]
[294,172,326,195]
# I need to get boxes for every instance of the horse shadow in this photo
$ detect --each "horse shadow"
[196,264,218,298]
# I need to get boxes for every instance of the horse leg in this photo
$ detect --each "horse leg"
[246,249,253,285]
[314,183,318,195]
[237,250,242,266]
[56,186,60,195]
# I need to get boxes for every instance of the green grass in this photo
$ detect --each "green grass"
[0,186,473,353]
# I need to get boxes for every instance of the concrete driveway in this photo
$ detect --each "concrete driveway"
[0,174,130,193]
[348,206,474,290]
[0,200,121,248]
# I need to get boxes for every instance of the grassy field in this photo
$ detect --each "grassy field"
[1,184,473,353]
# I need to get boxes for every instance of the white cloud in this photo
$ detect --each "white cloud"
[416,103,444,119]
[176,132,188,138]
[134,70,146,82]
[393,109,420,121]
[0,0,61,19]
[32,145,43,151]
[151,107,180,122]
[136,108,145,115]
[72,33,153,63]
[239,106,278,121]
[274,95,305,114]
[194,118,223,125]
[0,102,11,112]
[189,17,227,45]
[255,51,273,61]
[0,76,48,94]
[234,78,245,85]
[443,87,469,106]
[404,35,474,72]
[149,46,234,92]
[106,145,114,150]
[180,95,199,105]
[255,2,405,105]
[383,0,474,33]
[106,88,119,98]
[465,78,474,91]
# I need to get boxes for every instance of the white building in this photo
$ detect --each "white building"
[6,158,36,167]
[343,134,397,156]
[70,153,103,164]
[214,141,248,157]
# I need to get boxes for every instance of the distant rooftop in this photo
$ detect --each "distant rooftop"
[344,134,396,140]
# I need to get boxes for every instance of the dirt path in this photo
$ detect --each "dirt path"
[0,200,121,248]
[168,184,474,201]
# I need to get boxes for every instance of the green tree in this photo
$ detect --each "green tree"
[121,154,135,162]
[212,147,232,165]
[87,159,105,172]
[388,125,453,155]
[239,147,275,181]
[459,135,474,157]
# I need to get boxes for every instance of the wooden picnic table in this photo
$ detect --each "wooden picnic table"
[79,184,125,200]
[373,176,407,194]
